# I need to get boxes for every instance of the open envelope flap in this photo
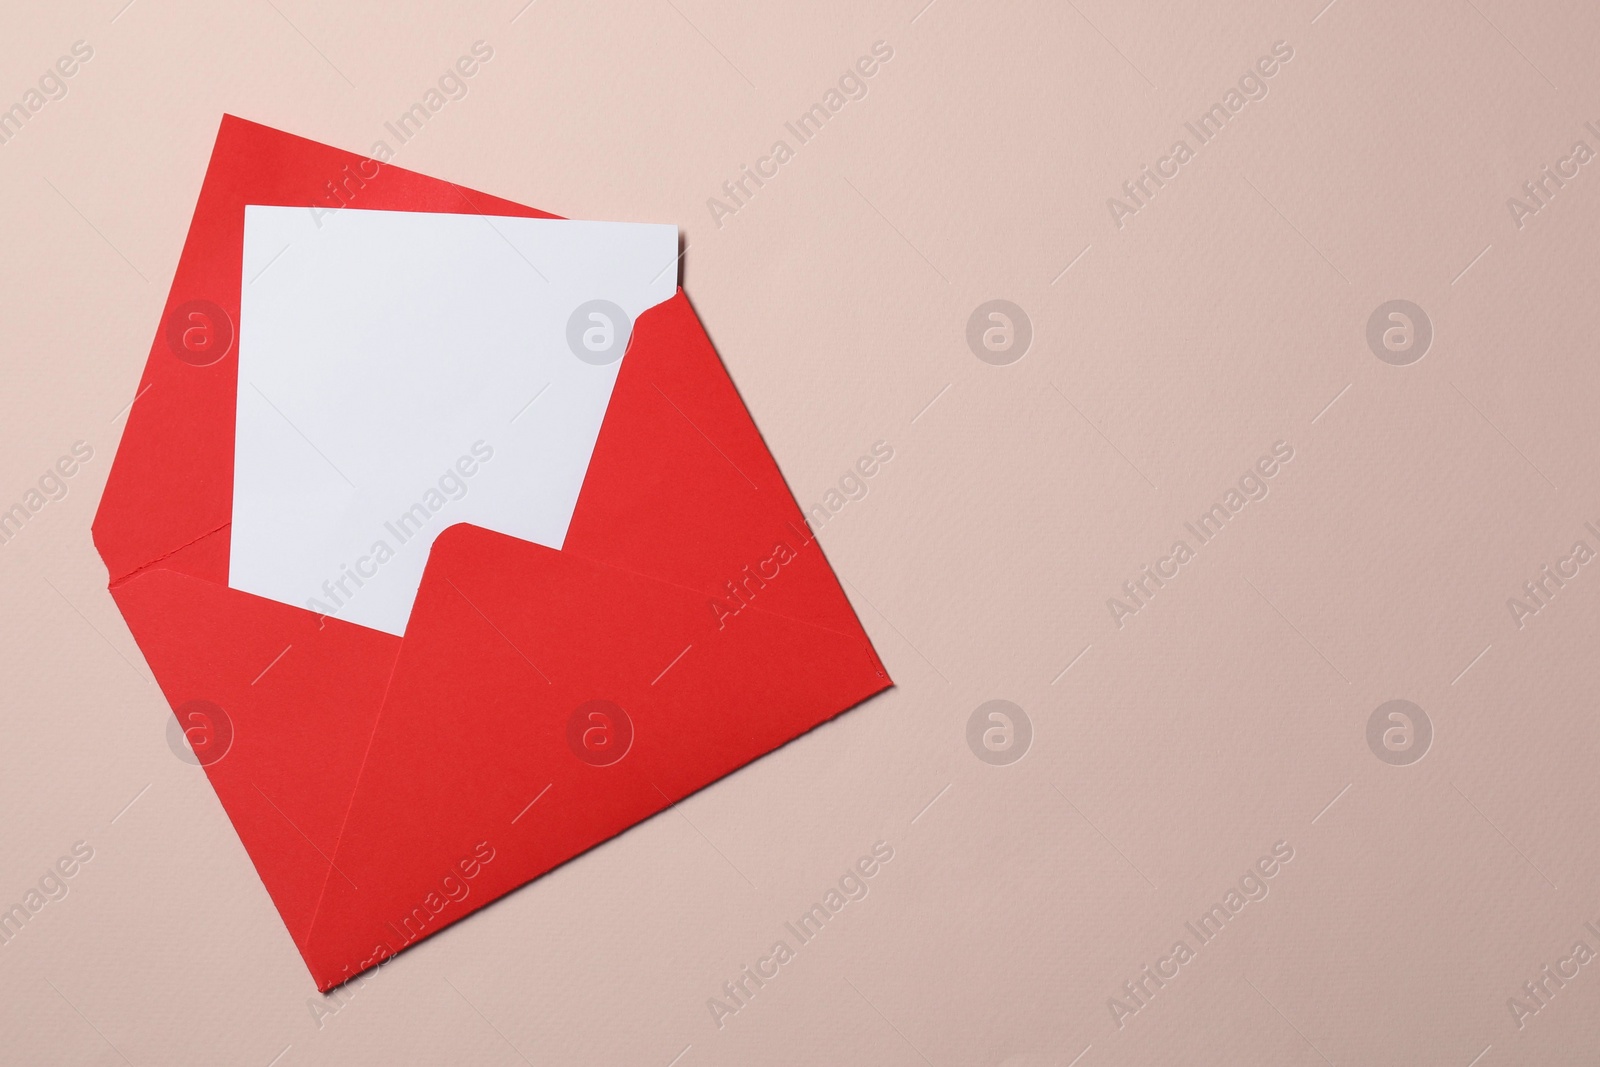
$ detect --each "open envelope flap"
[93,114,556,586]
[300,292,890,988]
[92,116,559,952]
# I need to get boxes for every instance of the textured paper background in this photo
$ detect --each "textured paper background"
[2,0,1598,1064]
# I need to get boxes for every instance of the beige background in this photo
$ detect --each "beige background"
[3,0,1599,1063]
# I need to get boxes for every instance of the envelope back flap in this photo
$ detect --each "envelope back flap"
[93,115,558,587]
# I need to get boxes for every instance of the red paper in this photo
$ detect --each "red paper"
[93,116,890,990]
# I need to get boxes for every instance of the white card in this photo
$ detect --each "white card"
[230,205,678,636]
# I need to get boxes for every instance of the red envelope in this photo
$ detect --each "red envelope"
[93,116,890,990]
